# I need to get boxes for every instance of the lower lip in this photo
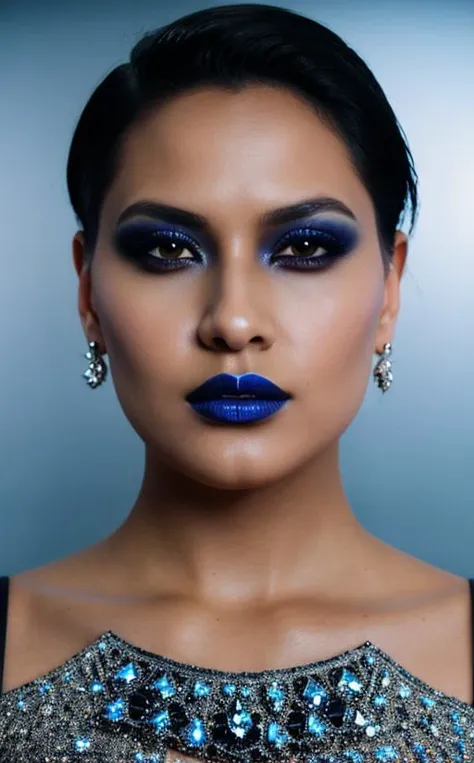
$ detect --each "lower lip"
[189,399,288,424]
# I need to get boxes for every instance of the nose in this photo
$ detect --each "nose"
[197,258,276,353]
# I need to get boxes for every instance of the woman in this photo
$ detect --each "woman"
[0,3,473,761]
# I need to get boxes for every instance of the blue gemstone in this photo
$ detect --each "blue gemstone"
[307,714,327,737]
[90,681,104,693]
[267,681,286,711]
[374,695,387,708]
[222,683,236,696]
[153,675,176,699]
[411,744,429,762]
[343,752,365,762]
[375,746,399,760]
[150,710,170,734]
[17,698,26,710]
[419,715,429,729]
[337,669,363,693]
[193,680,211,698]
[302,678,327,707]
[115,662,138,684]
[74,738,91,752]
[420,695,436,708]
[398,684,411,699]
[228,700,253,739]
[38,682,53,695]
[451,712,464,735]
[240,686,252,698]
[182,718,207,747]
[267,721,289,749]
[105,698,125,722]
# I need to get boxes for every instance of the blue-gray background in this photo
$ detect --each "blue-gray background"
[1,0,473,576]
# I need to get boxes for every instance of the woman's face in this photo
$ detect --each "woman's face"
[75,85,406,489]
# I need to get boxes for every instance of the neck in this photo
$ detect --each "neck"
[107,442,374,603]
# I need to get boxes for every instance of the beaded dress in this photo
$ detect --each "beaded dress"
[1,576,474,763]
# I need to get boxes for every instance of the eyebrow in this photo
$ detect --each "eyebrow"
[116,196,357,230]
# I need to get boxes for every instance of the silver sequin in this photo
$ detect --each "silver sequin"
[1,631,473,762]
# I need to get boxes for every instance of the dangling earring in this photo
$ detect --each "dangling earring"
[373,342,393,393]
[83,341,108,389]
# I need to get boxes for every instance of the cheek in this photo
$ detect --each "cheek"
[91,258,195,389]
[284,264,384,404]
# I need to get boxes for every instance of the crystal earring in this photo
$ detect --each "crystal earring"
[83,341,108,389]
[373,342,393,393]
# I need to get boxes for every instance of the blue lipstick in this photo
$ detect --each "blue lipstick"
[186,373,291,424]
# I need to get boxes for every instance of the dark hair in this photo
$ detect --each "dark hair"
[67,3,418,266]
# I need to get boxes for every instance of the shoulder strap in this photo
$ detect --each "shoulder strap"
[0,576,9,694]
[469,578,474,706]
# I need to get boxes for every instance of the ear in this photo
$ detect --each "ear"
[374,230,408,352]
[72,232,107,354]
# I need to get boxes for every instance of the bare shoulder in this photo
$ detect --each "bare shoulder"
[12,544,103,603]
[357,535,472,702]
[357,533,469,657]
[364,531,467,601]
[3,541,116,693]
[8,538,119,643]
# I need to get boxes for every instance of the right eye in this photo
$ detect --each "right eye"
[114,224,203,271]
[148,238,194,260]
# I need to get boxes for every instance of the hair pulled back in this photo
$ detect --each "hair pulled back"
[66,3,418,265]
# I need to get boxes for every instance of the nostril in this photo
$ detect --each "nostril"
[212,337,230,351]
[250,335,264,344]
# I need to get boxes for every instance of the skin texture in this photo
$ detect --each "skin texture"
[4,85,472,722]
[82,86,396,492]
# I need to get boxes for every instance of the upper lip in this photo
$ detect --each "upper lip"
[186,373,291,402]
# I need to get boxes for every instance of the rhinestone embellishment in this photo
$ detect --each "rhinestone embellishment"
[1,631,474,762]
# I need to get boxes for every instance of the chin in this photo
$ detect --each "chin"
[181,464,284,491]
[180,467,289,492]
[162,437,310,491]
[131,402,349,491]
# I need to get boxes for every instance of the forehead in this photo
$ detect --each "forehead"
[105,85,374,227]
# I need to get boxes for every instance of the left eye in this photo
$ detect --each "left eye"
[271,228,342,268]
[276,238,328,258]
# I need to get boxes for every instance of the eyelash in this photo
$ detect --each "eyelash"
[115,226,349,273]
[272,227,347,270]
